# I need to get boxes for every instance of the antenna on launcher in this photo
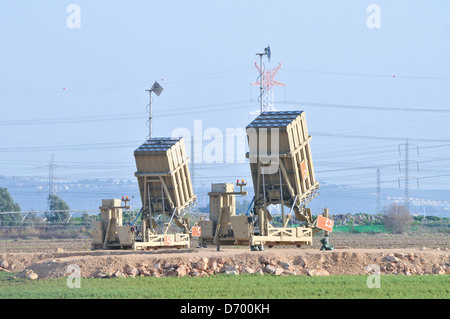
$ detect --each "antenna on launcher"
[145,81,164,139]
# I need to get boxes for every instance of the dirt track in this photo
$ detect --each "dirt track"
[0,234,449,279]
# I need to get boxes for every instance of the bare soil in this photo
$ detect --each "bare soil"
[0,233,449,279]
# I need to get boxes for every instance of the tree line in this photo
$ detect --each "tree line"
[0,186,90,225]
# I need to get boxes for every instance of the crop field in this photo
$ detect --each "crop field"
[0,271,448,299]
[0,232,448,303]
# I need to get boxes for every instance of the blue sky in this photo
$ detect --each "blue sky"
[1,1,449,196]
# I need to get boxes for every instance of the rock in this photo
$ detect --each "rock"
[242,267,255,274]
[208,260,218,272]
[256,267,265,275]
[25,270,38,280]
[383,255,399,263]
[96,271,110,278]
[386,263,396,271]
[259,256,271,265]
[125,265,139,277]
[190,269,200,277]
[138,268,152,276]
[307,268,330,276]
[274,268,284,276]
[444,264,450,274]
[194,259,208,271]
[296,268,308,275]
[394,252,405,259]
[282,270,296,276]
[294,256,307,268]
[433,266,446,275]
[224,267,239,275]
[113,270,126,278]
[56,248,64,253]
[1,261,9,269]
[164,268,177,277]
[279,262,291,270]
[176,265,189,277]
[413,268,422,275]
[163,262,172,269]
[265,264,277,274]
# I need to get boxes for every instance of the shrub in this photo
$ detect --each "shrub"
[383,203,413,234]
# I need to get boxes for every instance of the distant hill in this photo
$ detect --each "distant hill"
[306,184,450,217]
[1,176,448,217]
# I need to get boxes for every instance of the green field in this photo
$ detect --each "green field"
[0,272,448,299]
[332,224,387,233]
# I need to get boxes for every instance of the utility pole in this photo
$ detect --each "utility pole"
[404,140,409,211]
[376,168,381,214]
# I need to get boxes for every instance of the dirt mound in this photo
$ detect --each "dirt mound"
[1,247,449,280]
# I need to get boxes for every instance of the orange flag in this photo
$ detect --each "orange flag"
[316,215,334,232]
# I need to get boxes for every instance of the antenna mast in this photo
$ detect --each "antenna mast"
[145,81,164,139]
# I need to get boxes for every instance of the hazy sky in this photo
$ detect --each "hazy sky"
[1,1,450,194]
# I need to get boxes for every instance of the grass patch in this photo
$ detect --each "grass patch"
[333,224,386,234]
[0,272,448,299]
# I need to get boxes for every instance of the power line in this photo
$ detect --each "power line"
[311,132,450,144]
[2,97,450,127]
[0,101,250,126]
[0,68,255,96]
[284,68,450,81]
[279,100,450,114]
[3,66,447,97]
[376,168,381,214]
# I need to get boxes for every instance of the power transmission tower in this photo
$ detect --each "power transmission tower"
[251,46,285,114]
[47,155,56,209]
[191,136,195,192]
[376,168,381,214]
[398,139,420,212]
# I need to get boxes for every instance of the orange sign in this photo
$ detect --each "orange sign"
[300,160,308,180]
[191,226,201,237]
[164,235,172,245]
[316,215,334,232]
